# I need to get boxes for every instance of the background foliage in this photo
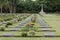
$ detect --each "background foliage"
[0,0,60,13]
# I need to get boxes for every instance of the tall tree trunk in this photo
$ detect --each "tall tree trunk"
[10,6,12,13]
[1,6,2,13]
[13,0,16,13]
[13,6,16,13]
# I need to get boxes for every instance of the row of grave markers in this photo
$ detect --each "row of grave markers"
[0,14,34,37]
[37,14,56,37]
[0,14,59,37]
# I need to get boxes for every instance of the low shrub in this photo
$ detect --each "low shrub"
[6,22,12,25]
[26,24,34,28]
[4,18,12,21]
[29,30,35,36]
[5,25,8,28]
[31,23,35,26]
[23,16,26,19]
[0,27,5,31]
[31,18,36,23]
[21,32,28,37]
[18,18,22,21]
[0,20,3,22]
[22,28,29,31]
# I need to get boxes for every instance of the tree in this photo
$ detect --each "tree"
[0,0,5,13]
[13,0,20,13]
[0,0,60,13]
[5,0,13,13]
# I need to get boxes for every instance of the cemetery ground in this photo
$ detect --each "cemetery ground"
[0,13,60,40]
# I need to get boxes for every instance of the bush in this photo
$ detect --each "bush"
[33,28,37,31]
[0,19,3,22]
[22,28,29,31]
[32,20,35,23]
[4,18,12,21]
[18,18,22,21]
[26,24,33,28]
[31,18,36,23]
[31,23,35,26]
[29,30,35,36]
[5,25,8,28]
[21,32,28,37]
[0,27,5,31]
[6,22,12,25]
[23,16,26,19]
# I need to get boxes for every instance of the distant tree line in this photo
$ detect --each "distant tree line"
[0,0,60,13]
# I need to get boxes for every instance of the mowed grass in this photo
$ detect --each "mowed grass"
[42,13,60,35]
[0,37,60,40]
[0,13,60,40]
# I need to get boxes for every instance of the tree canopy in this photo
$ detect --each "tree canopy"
[0,0,60,13]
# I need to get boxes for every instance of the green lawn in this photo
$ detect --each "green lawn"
[0,13,60,40]
[42,13,60,35]
[0,37,60,40]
